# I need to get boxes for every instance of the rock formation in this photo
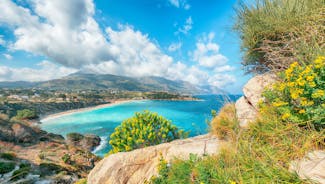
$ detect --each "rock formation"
[235,73,277,127]
[87,134,220,184]
[66,133,101,151]
[290,151,325,184]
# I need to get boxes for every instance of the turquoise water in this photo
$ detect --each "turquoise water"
[41,95,240,156]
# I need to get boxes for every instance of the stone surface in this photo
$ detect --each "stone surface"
[235,73,277,127]
[87,134,220,184]
[290,151,325,184]
[235,96,257,128]
[242,73,277,109]
[66,133,101,151]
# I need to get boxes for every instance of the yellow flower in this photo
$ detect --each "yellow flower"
[306,75,315,82]
[229,181,236,184]
[308,82,316,88]
[272,101,288,107]
[312,90,325,99]
[281,113,291,120]
[298,109,306,114]
[314,56,325,68]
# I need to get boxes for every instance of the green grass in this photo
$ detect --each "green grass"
[234,0,324,73]
[152,104,324,183]
[0,162,15,174]
[0,152,16,161]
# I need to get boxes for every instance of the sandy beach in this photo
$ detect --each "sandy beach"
[40,99,136,122]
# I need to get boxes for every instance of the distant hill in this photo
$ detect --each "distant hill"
[0,73,222,94]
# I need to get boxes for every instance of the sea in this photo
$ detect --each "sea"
[40,95,241,157]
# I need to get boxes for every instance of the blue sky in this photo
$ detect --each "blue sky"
[0,0,251,94]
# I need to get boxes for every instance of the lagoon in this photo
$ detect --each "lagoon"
[41,95,240,156]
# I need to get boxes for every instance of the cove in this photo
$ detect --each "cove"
[41,95,240,156]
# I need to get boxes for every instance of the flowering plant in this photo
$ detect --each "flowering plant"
[263,56,325,129]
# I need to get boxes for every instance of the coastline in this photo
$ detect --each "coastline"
[40,99,136,122]
[40,97,202,123]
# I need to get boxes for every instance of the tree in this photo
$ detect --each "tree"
[15,109,38,120]
[109,110,187,153]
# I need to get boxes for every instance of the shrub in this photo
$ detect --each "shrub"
[109,110,187,154]
[234,0,324,73]
[0,152,16,160]
[10,164,31,181]
[75,178,87,184]
[263,56,325,129]
[210,104,239,140]
[0,162,15,174]
[61,154,71,164]
[15,109,38,120]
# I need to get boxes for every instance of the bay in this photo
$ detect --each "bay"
[41,95,240,156]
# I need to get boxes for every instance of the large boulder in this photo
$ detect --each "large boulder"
[66,133,101,151]
[235,73,277,127]
[289,151,325,184]
[11,123,38,143]
[87,134,220,184]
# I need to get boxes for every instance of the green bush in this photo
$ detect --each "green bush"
[10,164,31,181]
[15,109,38,120]
[262,56,325,129]
[234,0,324,73]
[61,154,71,164]
[0,162,15,174]
[109,110,187,154]
[0,152,16,160]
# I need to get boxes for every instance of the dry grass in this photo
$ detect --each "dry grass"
[210,103,239,141]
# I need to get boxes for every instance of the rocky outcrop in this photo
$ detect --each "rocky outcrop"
[235,73,277,127]
[66,133,101,151]
[87,134,220,184]
[290,151,325,184]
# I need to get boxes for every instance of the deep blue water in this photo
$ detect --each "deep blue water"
[40,95,240,156]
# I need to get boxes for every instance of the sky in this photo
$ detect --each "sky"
[0,0,251,94]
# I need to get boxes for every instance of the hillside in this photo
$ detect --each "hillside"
[0,73,216,94]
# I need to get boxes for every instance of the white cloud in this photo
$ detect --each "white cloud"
[3,54,13,60]
[168,42,182,52]
[168,0,190,10]
[0,0,237,91]
[176,16,193,35]
[83,25,173,77]
[0,35,6,46]
[192,32,228,68]
[214,65,235,73]
[0,0,114,67]
[0,60,76,81]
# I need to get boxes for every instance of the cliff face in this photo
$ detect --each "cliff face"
[87,134,220,184]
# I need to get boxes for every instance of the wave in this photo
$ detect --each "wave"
[92,136,107,154]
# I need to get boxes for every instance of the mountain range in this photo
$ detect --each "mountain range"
[0,73,223,94]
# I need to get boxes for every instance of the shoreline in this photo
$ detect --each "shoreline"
[40,98,203,123]
[40,99,136,122]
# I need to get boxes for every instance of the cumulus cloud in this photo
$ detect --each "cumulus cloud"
[176,16,193,35]
[168,42,182,52]
[192,32,228,68]
[0,0,236,90]
[168,0,190,10]
[0,60,76,81]
[3,54,13,60]
[0,35,6,46]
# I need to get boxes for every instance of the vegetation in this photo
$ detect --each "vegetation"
[15,109,38,120]
[234,0,324,73]
[0,162,15,174]
[0,152,16,160]
[210,104,239,140]
[109,111,187,153]
[153,103,323,183]
[263,56,325,129]
[61,154,71,164]
[10,163,31,181]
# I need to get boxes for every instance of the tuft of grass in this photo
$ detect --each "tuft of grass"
[210,104,239,141]
[0,152,16,161]
[0,162,15,174]
[153,104,324,183]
